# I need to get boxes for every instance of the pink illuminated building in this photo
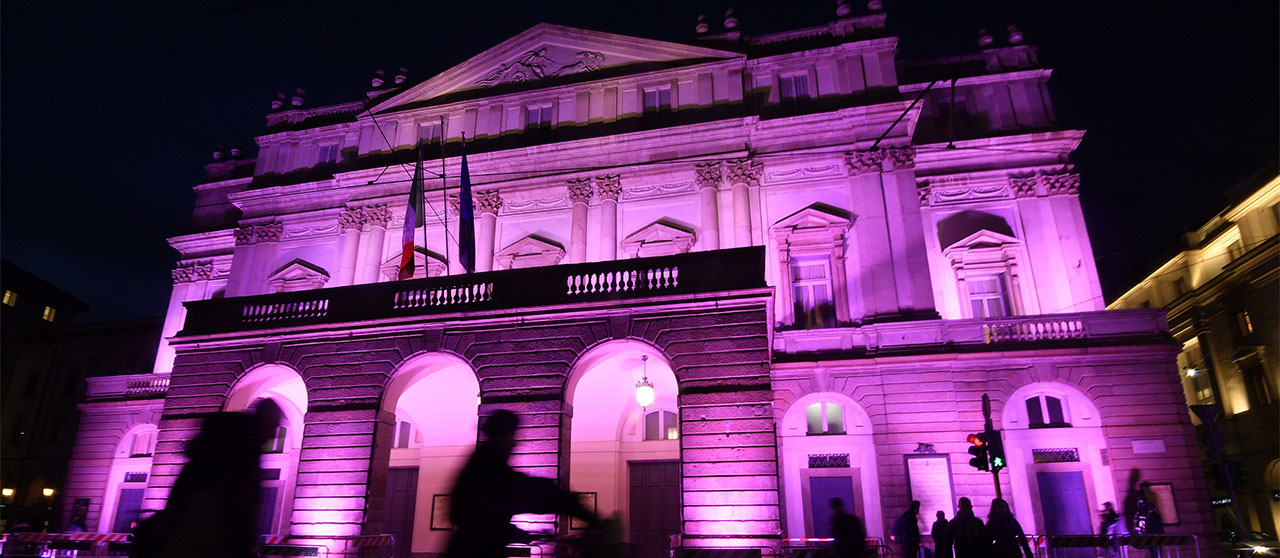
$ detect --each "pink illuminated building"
[64,7,1216,557]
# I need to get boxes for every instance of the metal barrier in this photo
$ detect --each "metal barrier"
[1026,534,1200,558]
[782,537,896,557]
[255,534,395,558]
[0,533,132,557]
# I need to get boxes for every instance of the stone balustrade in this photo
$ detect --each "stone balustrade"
[86,373,171,401]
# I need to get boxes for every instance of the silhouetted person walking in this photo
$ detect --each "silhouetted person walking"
[931,510,952,558]
[986,499,1033,558]
[948,497,987,558]
[891,500,921,558]
[446,410,598,558]
[133,400,283,558]
[829,497,867,558]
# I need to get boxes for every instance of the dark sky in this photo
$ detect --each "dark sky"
[2,0,1276,323]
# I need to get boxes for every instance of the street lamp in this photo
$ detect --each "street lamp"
[635,355,655,409]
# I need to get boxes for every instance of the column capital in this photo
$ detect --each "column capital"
[475,190,504,215]
[882,146,916,170]
[233,226,255,246]
[171,262,213,284]
[362,204,391,228]
[255,222,285,242]
[844,146,915,174]
[1041,171,1080,195]
[338,207,365,231]
[724,158,763,187]
[596,174,622,201]
[694,161,723,190]
[1009,175,1038,198]
[567,178,593,204]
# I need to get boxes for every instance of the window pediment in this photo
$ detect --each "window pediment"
[621,221,695,258]
[381,248,447,281]
[268,259,330,293]
[772,203,854,238]
[495,235,566,270]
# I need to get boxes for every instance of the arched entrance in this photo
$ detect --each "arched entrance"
[379,353,479,557]
[1002,382,1117,540]
[100,422,158,533]
[778,392,882,541]
[566,340,679,558]
[224,364,309,537]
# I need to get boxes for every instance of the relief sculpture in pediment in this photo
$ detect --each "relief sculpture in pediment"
[476,47,605,87]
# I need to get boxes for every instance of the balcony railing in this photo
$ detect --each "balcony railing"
[86,373,170,401]
[774,308,1171,355]
[181,247,767,336]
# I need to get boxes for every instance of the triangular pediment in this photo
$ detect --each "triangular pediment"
[268,259,330,292]
[495,234,565,270]
[773,203,854,232]
[622,220,695,258]
[372,23,743,112]
[945,229,1021,251]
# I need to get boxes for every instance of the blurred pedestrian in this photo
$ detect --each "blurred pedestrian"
[892,500,922,558]
[948,497,987,558]
[986,499,1033,558]
[829,497,868,558]
[446,410,598,558]
[133,399,283,558]
[931,510,952,558]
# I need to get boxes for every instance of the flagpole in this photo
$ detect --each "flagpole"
[440,115,448,276]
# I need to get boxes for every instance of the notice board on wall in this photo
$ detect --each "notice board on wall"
[905,454,956,534]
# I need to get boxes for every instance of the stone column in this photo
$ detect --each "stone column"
[224,226,257,297]
[567,179,592,264]
[356,205,390,284]
[475,190,503,272]
[250,222,284,296]
[153,262,213,373]
[596,175,622,260]
[334,208,364,286]
[725,158,762,248]
[695,162,723,251]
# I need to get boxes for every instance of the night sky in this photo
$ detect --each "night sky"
[2,0,1276,323]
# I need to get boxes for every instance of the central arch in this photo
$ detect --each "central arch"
[224,364,309,538]
[378,352,480,558]
[565,340,679,558]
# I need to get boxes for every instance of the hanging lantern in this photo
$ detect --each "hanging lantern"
[635,355,655,408]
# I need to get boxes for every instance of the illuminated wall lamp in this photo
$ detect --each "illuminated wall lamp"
[42,488,55,498]
[1,488,13,498]
[1186,368,1199,377]
[635,355,655,409]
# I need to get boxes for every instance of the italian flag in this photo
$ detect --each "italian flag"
[398,146,425,280]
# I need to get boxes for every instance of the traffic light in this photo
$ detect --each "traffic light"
[986,431,1006,471]
[967,433,989,471]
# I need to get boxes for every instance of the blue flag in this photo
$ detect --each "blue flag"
[457,137,476,274]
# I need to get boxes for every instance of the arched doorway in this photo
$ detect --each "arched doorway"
[1001,382,1116,541]
[778,392,882,541]
[566,340,679,558]
[224,364,308,537]
[101,423,158,533]
[379,353,479,557]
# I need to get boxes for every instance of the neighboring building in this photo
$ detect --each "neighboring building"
[1,260,163,532]
[1110,166,1279,538]
[64,7,1215,557]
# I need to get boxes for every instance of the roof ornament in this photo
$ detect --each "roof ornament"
[394,67,408,85]
[1007,24,1024,45]
[270,91,286,111]
[291,88,307,108]
[212,143,226,161]
[723,9,738,29]
[836,0,852,18]
[695,14,709,34]
[977,28,994,49]
[229,141,244,159]
[371,69,386,88]
[867,0,883,12]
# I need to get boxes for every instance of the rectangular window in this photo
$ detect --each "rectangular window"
[394,421,413,449]
[525,105,553,130]
[2,290,15,306]
[317,143,340,165]
[792,257,836,329]
[967,275,1010,318]
[417,122,443,145]
[42,306,56,322]
[642,87,673,112]
[1189,370,1213,403]
[1228,240,1244,261]
[262,426,286,454]
[131,431,155,457]
[805,403,845,435]
[1236,309,1254,336]
[779,73,810,102]
[643,410,678,441]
